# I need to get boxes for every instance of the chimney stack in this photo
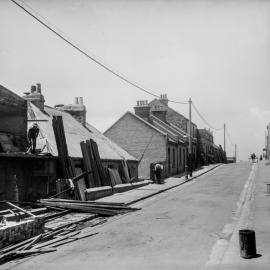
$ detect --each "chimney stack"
[134,100,151,122]
[30,85,36,93]
[152,105,167,123]
[23,83,45,111]
[36,83,41,93]
[55,97,87,126]
[159,94,168,106]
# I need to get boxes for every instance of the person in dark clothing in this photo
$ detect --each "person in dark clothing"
[28,123,39,153]
[154,163,163,184]
[187,154,193,177]
[250,153,256,163]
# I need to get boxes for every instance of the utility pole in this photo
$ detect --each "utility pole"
[187,98,192,178]
[224,123,226,153]
[185,98,192,179]
[189,98,192,156]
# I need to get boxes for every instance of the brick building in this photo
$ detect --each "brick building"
[263,123,270,160]
[105,100,189,179]
[197,128,214,165]
[149,94,197,160]
[197,128,226,165]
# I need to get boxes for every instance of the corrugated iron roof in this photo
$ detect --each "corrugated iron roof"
[27,103,137,161]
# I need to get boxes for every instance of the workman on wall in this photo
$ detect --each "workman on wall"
[28,123,39,153]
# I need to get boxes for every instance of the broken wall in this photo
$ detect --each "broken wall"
[0,155,58,202]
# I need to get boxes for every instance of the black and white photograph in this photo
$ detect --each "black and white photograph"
[0,0,270,269]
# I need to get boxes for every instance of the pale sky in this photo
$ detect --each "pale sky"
[1,0,270,160]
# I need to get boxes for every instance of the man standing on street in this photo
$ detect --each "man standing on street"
[28,123,39,154]
[154,163,163,184]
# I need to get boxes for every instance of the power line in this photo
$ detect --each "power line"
[191,103,223,131]
[10,0,188,105]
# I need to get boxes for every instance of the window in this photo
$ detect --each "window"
[172,148,176,168]
[179,148,182,166]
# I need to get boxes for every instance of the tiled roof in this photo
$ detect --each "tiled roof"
[0,84,27,115]
[112,111,183,144]
[105,111,168,137]
[27,103,137,161]
[151,115,187,144]
[149,99,197,127]
[85,122,137,161]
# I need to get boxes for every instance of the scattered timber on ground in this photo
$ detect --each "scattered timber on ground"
[44,209,71,221]
[40,199,140,216]
[0,201,35,218]
[0,210,101,265]
[0,248,56,264]
[44,198,125,206]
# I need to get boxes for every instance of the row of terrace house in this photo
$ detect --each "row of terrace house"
[105,94,226,179]
[0,84,139,202]
[197,128,226,166]
[104,95,198,179]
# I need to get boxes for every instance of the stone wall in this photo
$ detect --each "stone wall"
[0,217,45,248]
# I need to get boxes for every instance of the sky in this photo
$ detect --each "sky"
[1,0,270,160]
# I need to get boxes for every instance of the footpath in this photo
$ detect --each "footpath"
[216,161,270,270]
[97,163,222,205]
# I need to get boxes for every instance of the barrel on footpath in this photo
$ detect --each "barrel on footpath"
[239,229,257,259]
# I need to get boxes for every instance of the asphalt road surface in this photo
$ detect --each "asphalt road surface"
[3,162,253,270]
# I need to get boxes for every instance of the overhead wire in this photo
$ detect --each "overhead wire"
[191,102,223,131]
[10,0,188,104]
[11,0,240,156]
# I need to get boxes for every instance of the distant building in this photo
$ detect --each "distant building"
[197,128,214,165]
[213,144,227,164]
[263,123,270,159]
[197,128,226,165]
[105,100,189,179]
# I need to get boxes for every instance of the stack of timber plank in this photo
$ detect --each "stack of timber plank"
[120,159,131,184]
[52,116,75,179]
[40,198,140,217]
[52,116,85,200]
[80,139,111,188]
[107,168,122,186]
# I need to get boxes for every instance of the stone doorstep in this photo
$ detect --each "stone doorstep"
[85,180,153,201]
[113,180,153,194]
[85,186,113,201]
